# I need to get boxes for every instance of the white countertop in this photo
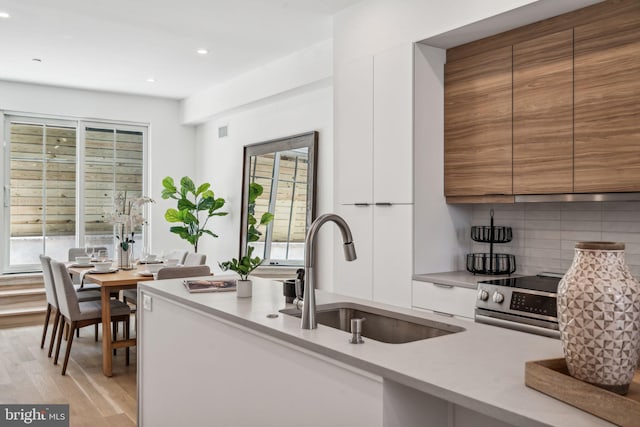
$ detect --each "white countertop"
[413,270,520,289]
[139,277,613,427]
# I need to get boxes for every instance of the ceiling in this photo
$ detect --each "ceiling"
[0,0,361,99]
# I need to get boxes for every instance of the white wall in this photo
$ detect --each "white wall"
[413,44,472,274]
[193,84,334,286]
[333,0,541,64]
[0,80,196,263]
[182,40,332,125]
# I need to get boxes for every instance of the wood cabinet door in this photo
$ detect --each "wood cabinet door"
[334,55,374,204]
[373,43,413,204]
[574,7,640,192]
[444,46,513,197]
[513,29,574,194]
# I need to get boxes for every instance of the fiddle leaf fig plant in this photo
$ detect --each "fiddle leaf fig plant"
[161,176,227,252]
[247,182,274,243]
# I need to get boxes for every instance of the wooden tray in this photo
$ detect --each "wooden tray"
[525,358,640,427]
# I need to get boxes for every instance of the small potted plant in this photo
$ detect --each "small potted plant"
[219,182,274,297]
[218,246,263,297]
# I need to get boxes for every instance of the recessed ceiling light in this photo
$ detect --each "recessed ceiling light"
[146,77,156,83]
[0,12,10,19]
[196,49,208,55]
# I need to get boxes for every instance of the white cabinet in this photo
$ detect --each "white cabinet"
[334,55,374,205]
[373,205,413,307]
[334,204,412,308]
[334,42,413,205]
[373,43,414,204]
[333,42,414,307]
[412,280,477,319]
[139,292,384,427]
[333,204,373,300]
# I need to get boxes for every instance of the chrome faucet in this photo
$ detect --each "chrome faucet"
[297,213,357,329]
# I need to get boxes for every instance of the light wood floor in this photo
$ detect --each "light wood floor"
[0,323,137,426]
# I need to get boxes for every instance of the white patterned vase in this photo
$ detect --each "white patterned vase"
[557,242,640,395]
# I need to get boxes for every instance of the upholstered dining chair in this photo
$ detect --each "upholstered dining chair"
[50,260,132,375]
[156,265,211,280]
[123,265,211,307]
[165,250,188,264]
[183,253,207,266]
[67,247,108,262]
[66,247,103,291]
[40,255,102,352]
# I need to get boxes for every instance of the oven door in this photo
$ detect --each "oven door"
[475,308,560,339]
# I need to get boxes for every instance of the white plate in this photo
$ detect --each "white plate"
[135,271,154,277]
[88,268,118,274]
[70,263,94,268]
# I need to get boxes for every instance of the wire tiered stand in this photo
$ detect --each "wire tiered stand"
[466,210,516,275]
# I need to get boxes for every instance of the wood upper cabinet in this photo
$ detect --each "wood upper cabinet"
[574,8,640,193]
[513,29,574,194]
[444,46,513,197]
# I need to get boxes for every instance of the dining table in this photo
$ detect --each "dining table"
[67,264,155,377]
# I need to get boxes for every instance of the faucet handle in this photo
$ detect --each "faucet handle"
[349,318,365,344]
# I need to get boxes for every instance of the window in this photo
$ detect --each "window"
[2,115,147,273]
[249,149,308,264]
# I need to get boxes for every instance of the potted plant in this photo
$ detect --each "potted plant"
[104,191,154,269]
[161,176,227,252]
[219,182,274,297]
[218,246,263,297]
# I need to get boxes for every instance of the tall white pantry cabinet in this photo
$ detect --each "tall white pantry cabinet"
[333,42,414,308]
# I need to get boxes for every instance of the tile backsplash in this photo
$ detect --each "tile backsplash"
[471,202,640,278]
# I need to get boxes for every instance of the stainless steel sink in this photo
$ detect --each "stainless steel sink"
[279,302,464,344]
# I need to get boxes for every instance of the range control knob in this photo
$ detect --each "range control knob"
[477,289,489,301]
[492,292,504,304]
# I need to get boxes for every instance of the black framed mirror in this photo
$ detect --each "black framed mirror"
[240,131,318,266]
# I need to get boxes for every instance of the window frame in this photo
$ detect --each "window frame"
[1,112,148,273]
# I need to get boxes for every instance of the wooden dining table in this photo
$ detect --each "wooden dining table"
[67,265,155,377]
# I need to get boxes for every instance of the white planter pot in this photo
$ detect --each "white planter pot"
[237,280,252,298]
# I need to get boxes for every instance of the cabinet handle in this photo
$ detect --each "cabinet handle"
[433,283,454,289]
[432,310,454,317]
[354,203,370,207]
[375,202,393,206]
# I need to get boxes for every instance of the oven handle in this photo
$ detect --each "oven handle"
[475,313,560,339]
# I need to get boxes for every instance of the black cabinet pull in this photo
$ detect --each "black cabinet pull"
[354,203,370,206]
[375,202,393,206]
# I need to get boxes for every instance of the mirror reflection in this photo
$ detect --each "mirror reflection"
[241,131,318,266]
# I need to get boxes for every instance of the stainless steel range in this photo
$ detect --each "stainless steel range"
[474,273,561,338]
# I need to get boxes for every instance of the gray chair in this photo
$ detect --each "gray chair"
[67,246,108,262]
[183,253,207,266]
[156,265,211,280]
[50,260,131,375]
[165,250,188,264]
[40,255,102,352]
[67,247,103,291]
[123,265,211,306]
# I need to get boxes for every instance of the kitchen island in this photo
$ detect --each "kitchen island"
[137,277,613,427]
